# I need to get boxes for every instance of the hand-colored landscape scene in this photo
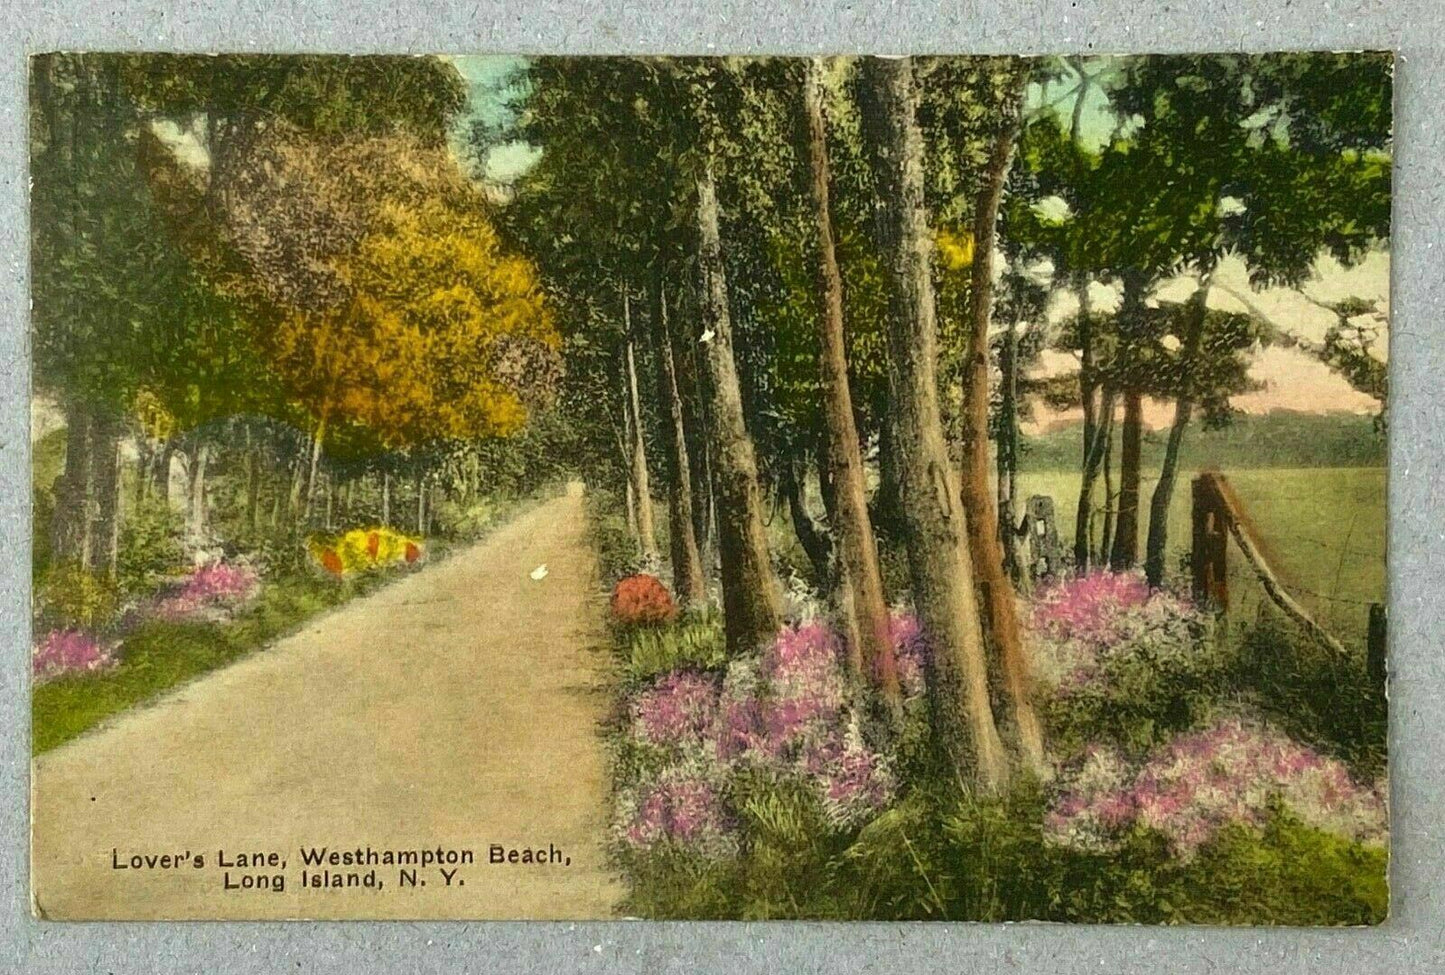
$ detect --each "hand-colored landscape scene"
[30,52,1389,922]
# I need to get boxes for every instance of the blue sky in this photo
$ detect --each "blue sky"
[448,55,538,183]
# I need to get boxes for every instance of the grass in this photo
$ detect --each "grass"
[31,570,382,753]
[31,489,556,754]
[1016,467,1386,646]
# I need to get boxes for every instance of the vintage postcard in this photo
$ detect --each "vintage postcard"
[28,52,1390,922]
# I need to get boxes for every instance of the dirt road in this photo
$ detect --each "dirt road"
[31,484,623,919]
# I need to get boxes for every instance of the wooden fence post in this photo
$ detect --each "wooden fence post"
[1191,474,1229,610]
[1024,495,1062,581]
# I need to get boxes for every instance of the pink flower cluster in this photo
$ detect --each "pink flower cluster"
[153,563,260,621]
[32,629,115,681]
[758,620,850,755]
[1046,717,1387,858]
[617,617,914,850]
[1032,570,1153,645]
[630,671,720,750]
[1027,570,1206,693]
[618,766,736,859]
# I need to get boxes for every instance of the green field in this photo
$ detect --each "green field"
[1016,467,1386,647]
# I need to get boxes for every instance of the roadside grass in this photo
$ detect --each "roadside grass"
[31,489,556,755]
[32,571,371,753]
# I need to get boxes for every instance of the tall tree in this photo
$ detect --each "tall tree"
[803,58,899,702]
[860,56,1008,793]
[951,66,1046,773]
[622,292,660,562]
[649,274,707,604]
[695,158,784,653]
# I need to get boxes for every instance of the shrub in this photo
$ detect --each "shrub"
[614,764,737,860]
[611,573,676,627]
[1032,570,1152,640]
[35,566,120,631]
[308,527,422,577]
[612,617,899,866]
[623,612,727,681]
[117,496,186,592]
[32,629,116,681]
[151,562,260,621]
[630,670,721,754]
[1045,715,1387,859]
[1029,570,1225,754]
[1227,613,1386,777]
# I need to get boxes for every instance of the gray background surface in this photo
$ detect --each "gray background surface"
[1,1,1439,971]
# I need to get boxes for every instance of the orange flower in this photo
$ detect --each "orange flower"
[610,574,676,627]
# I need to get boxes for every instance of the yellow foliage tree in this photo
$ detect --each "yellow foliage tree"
[213,128,561,506]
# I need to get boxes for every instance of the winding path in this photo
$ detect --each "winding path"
[31,484,622,920]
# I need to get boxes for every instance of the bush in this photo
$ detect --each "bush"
[1044,715,1386,859]
[151,562,260,621]
[308,527,422,576]
[623,613,727,682]
[1030,571,1228,755]
[1227,612,1386,777]
[117,496,186,593]
[35,566,121,632]
[611,573,677,627]
[32,629,116,681]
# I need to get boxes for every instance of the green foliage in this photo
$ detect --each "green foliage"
[35,566,121,632]
[116,496,187,593]
[621,612,727,683]
[1226,613,1387,778]
[1042,620,1235,758]
[616,774,1386,923]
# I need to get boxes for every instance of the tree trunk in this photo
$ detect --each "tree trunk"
[134,437,153,509]
[956,75,1044,775]
[805,57,898,699]
[1073,385,1116,571]
[1145,283,1210,589]
[862,56,1008,793]
[678,323,714,566]
[304,413,327,519]
[1110,389,1143,569]
[1097,401,1117,564]
[781,458,833,588]
[156,440,176,506]
[650,273,706,605]
[997,314,1029,594]
[694,161,782,655]
[245,439,262,535]
[51,400,94,569]
[416,470,426,536]
[88,411,123,578]
[618,372,641,553]
[623,293,660,562]
[187,441,211,550]
[381,470,391,527]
